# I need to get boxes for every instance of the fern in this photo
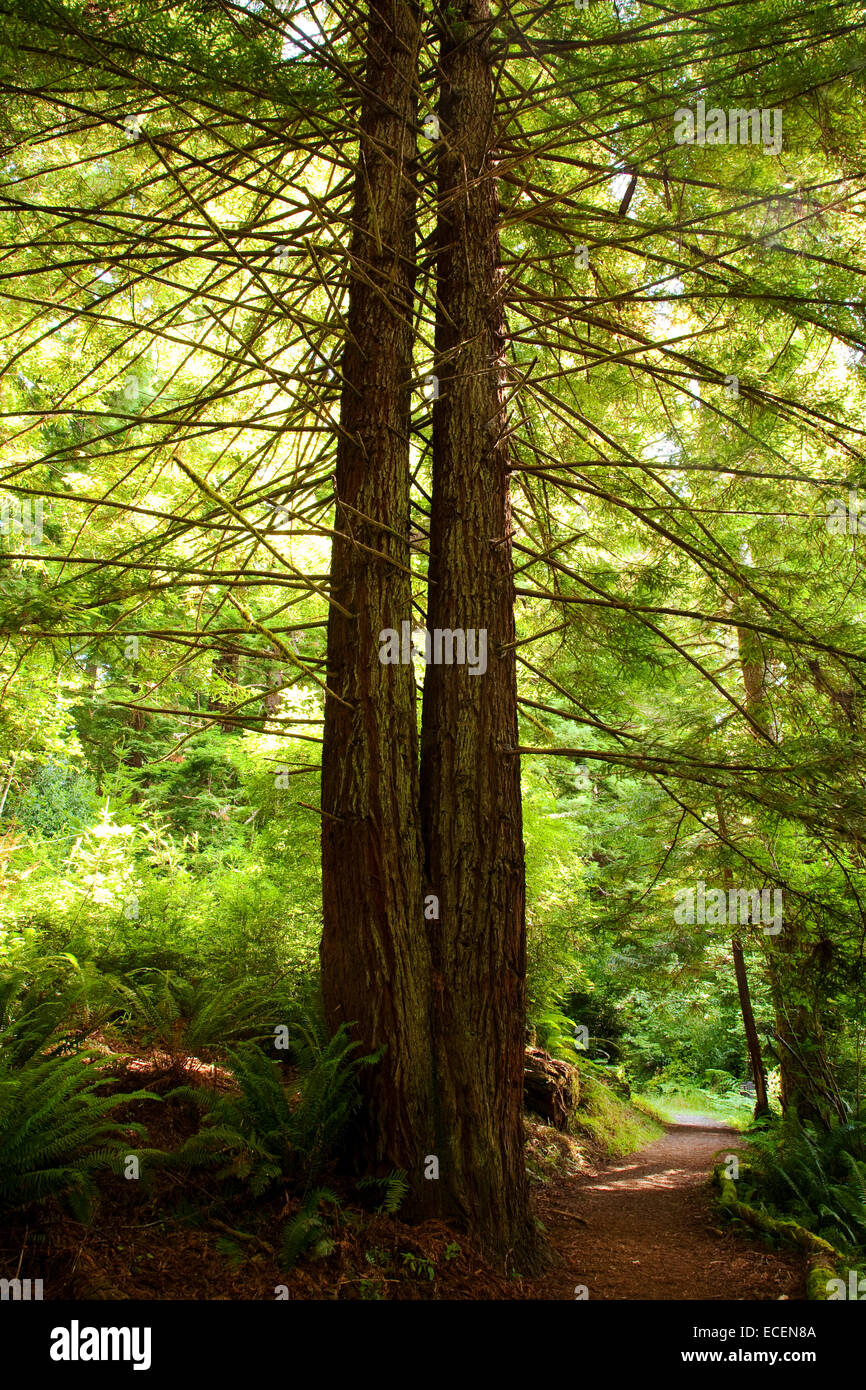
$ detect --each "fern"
[0,1047,158,1211]
[0,955,110,1064]
[357,1169,408,1214]
[108,968,283,1055]
[215,1236,248,1271]
[287,1021,381,1166]
[280,1188,339,1269]
[175,1021,379,1190]
[534,1007,582,1064]
[737,1116,866,1254]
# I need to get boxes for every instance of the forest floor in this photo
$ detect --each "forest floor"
[528,1115,805,1300]
[1,1057,807,1300]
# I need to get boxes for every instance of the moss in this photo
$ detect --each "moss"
[806,1265,839,1300]
[714,1164,845,1298]
[571,1073,664,1158]
[630,1094,670,1125]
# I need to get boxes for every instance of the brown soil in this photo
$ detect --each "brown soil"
[1,1058,808,1301]
[528,1116,806,1300]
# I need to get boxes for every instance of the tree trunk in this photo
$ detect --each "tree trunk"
[736,623,771,739]
[418,0,538,1267]
[715,791,770,1119]
[732,935,770,1118]
[770,937,846,1129]
[524,1047,579,1130]
[209,647,240,732]
[733,617,837,1124]
[319,0,438,1193]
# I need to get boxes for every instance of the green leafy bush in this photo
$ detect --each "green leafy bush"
[0,953,109,1065]
[737,1115,866,1254]
[280,1188,339,1268]
[356,1169,408,1214]
[5,761,97,839]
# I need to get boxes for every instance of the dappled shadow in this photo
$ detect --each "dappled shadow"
[528,1121,805,1300]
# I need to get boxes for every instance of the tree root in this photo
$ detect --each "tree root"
[713,1166,845,1299]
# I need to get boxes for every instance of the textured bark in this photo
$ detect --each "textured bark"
[771,941,846,1129]
[736,624,770,738]
[320,0,437,1192]
[419,0,538,1265]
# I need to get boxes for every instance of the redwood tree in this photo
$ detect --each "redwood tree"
[320,0,438,1192]
[418,0,537,1264]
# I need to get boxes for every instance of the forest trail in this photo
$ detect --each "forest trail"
[531,1118,805,1300]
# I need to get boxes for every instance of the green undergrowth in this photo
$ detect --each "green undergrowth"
[572,1071,663,1157]
[633,1084,756,1130]
[525,1063,663,1184]
[727,1114,866,1261]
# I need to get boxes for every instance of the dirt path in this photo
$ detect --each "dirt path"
[531,1117,805,1300]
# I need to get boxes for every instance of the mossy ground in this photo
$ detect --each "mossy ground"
[573,1074,664,1156]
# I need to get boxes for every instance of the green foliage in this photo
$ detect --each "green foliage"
[737,1116,866,1255]
[214,1236,248,1272]
[533,1006,582,1063]
[176,1023,379,1192]
[6,761,97,838]
[356,1169,408,1214]
[107,968,285,1056]
[358,1276,385,1300]
[280,1189,339,1269]
[0,1046,155,1211]
[635,1080,755,1128]
[0,952,107,1064]
[0,0,865,1274]
[522,762,589,1028]
[0,779,322,1003]
[401,1250,435,1281]
[573,1072,664,1157]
